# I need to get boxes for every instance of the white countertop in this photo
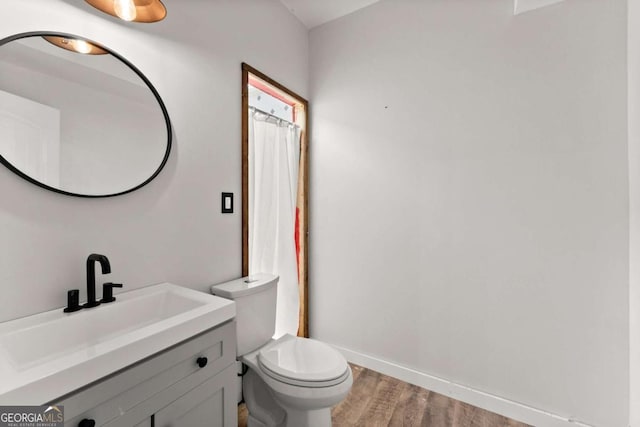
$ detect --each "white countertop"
[0,283,235,404]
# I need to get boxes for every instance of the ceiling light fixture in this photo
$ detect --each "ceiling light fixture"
[114,0,137,21]
[85,0,167,23]
[42,36,108,55]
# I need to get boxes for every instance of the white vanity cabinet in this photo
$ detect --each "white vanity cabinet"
[52,321,237,427]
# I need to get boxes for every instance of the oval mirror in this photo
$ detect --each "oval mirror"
[0,32,171,197]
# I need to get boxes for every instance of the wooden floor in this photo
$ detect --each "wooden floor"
[238,364,530,426]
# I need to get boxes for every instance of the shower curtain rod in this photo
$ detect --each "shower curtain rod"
[249,105,300,128]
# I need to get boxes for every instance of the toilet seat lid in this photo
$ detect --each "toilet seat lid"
[258,335,348,384]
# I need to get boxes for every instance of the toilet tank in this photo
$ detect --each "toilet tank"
[211,274,278,356]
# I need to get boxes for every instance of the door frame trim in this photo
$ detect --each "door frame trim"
[241,63,309,337]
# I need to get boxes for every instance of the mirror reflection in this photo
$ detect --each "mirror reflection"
[0,32,171,197]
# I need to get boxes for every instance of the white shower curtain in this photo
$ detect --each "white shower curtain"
[248,110,300,337]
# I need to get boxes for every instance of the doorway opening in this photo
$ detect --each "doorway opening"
[241,63,308,337]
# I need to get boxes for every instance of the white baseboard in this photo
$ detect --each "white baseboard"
[334,345,595,427]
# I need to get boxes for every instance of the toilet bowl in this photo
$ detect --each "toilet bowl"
[211,274,352,427]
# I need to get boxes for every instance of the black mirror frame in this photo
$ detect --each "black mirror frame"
[0,31,172,198]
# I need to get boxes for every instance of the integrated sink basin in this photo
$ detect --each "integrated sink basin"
[0,283,235,404]
[4,287,207,368]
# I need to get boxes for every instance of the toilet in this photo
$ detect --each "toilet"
[211,274,352,427]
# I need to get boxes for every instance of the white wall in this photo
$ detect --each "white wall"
[309,1,628,426]
[629,0,640,424]
[0,0,308,322]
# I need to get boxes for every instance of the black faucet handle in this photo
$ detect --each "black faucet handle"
[100,282,123,303]
[63,289,82,313]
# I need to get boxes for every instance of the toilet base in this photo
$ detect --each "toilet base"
[247,405,332,427]
[247,413,277,427]
[243,370,286,427]
[281,407,332,427]
[243,368,337,427]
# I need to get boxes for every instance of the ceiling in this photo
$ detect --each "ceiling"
[278,0,383,29]
[279,0,566,28]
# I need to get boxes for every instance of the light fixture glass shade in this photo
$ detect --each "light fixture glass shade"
[42,36,108,55]
[85,0,166,23]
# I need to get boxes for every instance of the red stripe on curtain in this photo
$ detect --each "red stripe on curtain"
[294,206,301,278]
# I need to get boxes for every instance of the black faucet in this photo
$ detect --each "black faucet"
[84,254,111,308]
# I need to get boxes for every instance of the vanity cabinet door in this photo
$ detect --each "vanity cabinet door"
[99,416,151,427]
[61,322,236,427]
[153,363,237,427]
